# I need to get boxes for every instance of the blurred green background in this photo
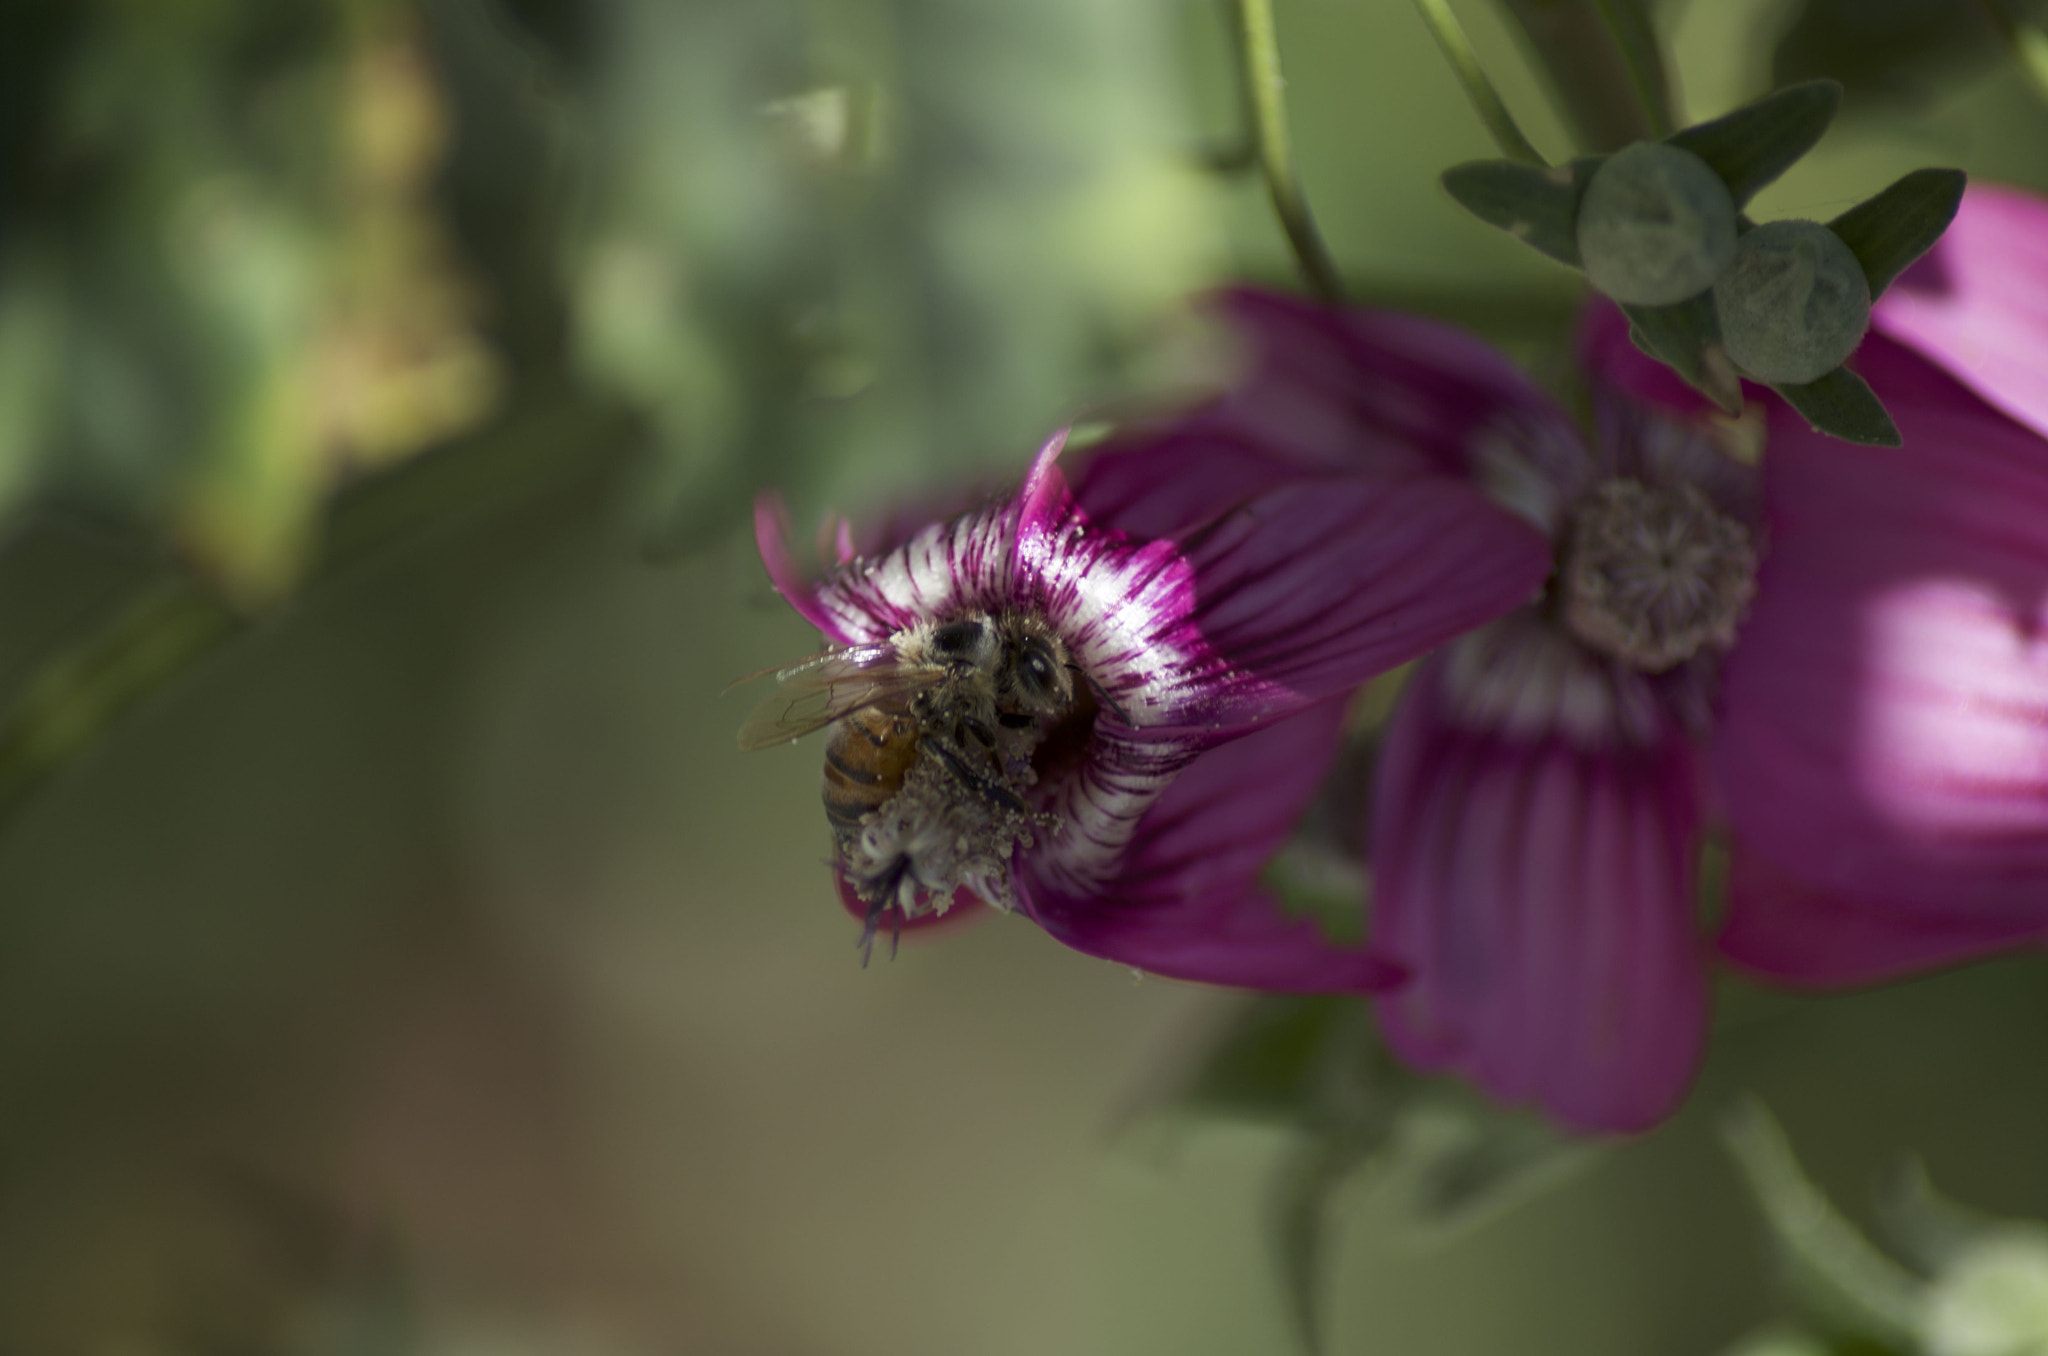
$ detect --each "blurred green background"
[4,0,2048,1351]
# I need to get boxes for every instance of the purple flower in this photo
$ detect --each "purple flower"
[1363,183,2048,1133]
[1714,183,2048,987]
[752,290,1551,991]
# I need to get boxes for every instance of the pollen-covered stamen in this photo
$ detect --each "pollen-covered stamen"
[1561,477,1757,672]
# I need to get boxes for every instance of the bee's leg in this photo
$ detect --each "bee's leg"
[967,713,1039,744]
[856,898,885,968]
[926,738,1029,814]
[856,905,880,968]
[856,857,912,967]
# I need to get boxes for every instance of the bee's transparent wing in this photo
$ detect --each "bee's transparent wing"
[735,645,944,750]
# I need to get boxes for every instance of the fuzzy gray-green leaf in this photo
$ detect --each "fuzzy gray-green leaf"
[1772,366,1902,447]
[1828,168,1967,300]
[1440,158,1591,266]
[1667,80,1842,207]
[1622,292,1742,413]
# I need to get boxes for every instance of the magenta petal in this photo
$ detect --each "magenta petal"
[754,494,852,642]
[1371,645,1709,1134]
[1172,478,1553,722]
[1019,700,1400,992]
[1071,288,1584,537]
[1207,289,1578,479]
[1015,456,1549,732]
[809,499,1022,645]
[1072,434,1343,542]
[1717,845,2048,988]
[1716,347,2048,928]
[1874,182,2048,443]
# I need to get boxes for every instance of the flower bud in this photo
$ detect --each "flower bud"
[1713,219,1871,385]
[1575,141,1739,305]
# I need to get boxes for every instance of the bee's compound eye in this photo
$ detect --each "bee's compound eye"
[933,618,988,658]
[1017,643,1057,696]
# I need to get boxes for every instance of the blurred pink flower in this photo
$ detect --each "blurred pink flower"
[1714,183,2048,987]
[754,291,1551,990]
[1366,183,2048,1133]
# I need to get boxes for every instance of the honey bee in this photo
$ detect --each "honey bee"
[739,612,1079,959]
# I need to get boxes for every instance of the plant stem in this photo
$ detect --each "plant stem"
[1590,0,1674,137]
[1722,1102,1930,1350]
[1409,0,1547,165]
[1234,0,1346,304]
[1496,0,1671,152]
[0,390,635,836]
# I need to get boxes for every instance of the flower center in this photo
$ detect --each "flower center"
[1559,477,1757,672]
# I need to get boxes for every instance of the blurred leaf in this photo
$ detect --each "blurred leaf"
[6,1,501,597]
[1439,158,1592,267]
[1140,993,1614,1352]
[1667,80,1841,208]
[1771,0,2009,104]
[212,1169,422,1356]
[1379,1094,1604,1238]
[1622,291,1742,412]
[1828,168,1966,301]
[571,0,1222,548]
[1169,994,1368,1125]
[1272,1129,1373,1356]
[1140,995,1389,1355]
[566,0,827,548]
[1772,367,1902,447]
[0,388,631,838]
[0,244,67,516]
[0,581,238,825]
[1723,1100,1929,1349]
[289,1232,420,1356]
[1262,840,1367,947]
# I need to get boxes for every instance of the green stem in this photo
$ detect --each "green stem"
[1198,0,1260,173]
[1234,0,1346,304]
[1722,1101,1929,1350]
[1590,0,1674,137]
[1409,0,1547,165]
[0,583,239,822]
[1496,0,1670,152]
[0,390,635,836]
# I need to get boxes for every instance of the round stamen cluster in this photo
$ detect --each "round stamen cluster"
[1561,478,1758,672]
